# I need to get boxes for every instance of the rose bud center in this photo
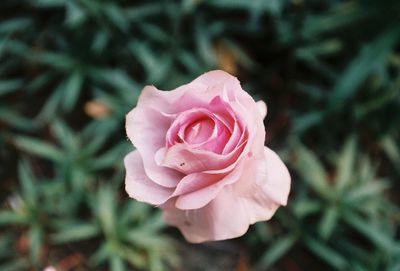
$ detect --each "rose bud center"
[184,118,215,144]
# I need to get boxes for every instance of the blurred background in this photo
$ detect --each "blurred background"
[1,0,400,270]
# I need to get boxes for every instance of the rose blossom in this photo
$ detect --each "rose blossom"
[124,70,290,243]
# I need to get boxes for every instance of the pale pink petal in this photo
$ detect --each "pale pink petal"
[169,86,211,112]
[207,96,246,155]
[138,84,209,114]
[256,100,267,119]
[166,108,216,147]
[161,142,245,175]
[126,106,183,188]
[229,99,266,160]
[234,184,280,224]
[168,71,245,107]
[163,186,250,243]
[204,121,230,154]
[237,190,280,224]
[192,70,242,95]
[173,160,245,209]
[174,174,222,209]
[232,147,290,223]
[262,147,291,205]
[136,85,173,113]
[125,151,173,205]
[164,146,291,242]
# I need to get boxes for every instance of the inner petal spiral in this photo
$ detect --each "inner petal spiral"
[184,118,214,144]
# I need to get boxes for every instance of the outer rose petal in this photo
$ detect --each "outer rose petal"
[125,151,173,205]
[163,147,291,242]
[161,143,244,175]
[192,70,242,94]
[126,106,183,187]
[163,186,251,243]
[173,159,245,210]
[262,147,291,205]
[256,100,267,119]
[233,147,290,224]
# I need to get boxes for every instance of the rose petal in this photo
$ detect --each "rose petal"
[232,147,290,223]
[256,100,267,119]
[125,151,173,205]
[161,142,245,175]
[138,84,210,114]
[126,106,183,188]
[174,174,222,209]
[166,108,216,148]
[163,146,291,242]
[262,147,291,205]
[173,160,245,209]
[192,70,242,96]
[163,186,251,243]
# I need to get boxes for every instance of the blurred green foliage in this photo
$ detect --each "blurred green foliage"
[1,0,399,270]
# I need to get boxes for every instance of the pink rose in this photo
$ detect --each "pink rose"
[125,70,290,243]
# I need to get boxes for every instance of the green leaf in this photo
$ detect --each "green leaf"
[195,21,216,67]
[0,79,23,96]
[292,200,322,218]
[103,3,129,32]
[0,258,30,271]
[110,255,125,271]
[126,231,174,256]
[381,136,400,172]
[335,137,356,191]
[96,185,117,239]
[90,142,128,170]
[0,109,35,131]
[25,72,53,93]
[62,72,83,112]
[345,181,389,203]
[329,25,400,108]
[294,144,331,199]
[301,2,372,39]
[92,69,139,94]
[14,136,63,162]
[296,39,343,59]
[304,236,348,270]
[28,51,78,71]
[18,160,37,203]
[121,247,147,269]
[136,211,166,233]
[128,42,171,83]
[29,225,42,266]
[292,111,325,134]
[138,23,170,43]
[205,0,285,16]
[90,243,109,266]
[35,82,64,123]
[51,223,100,243]
[51,120,76,149]
[318,207,339,239]
[388,261,400,271]
[0,18,31,34]
[124,4,163,23]
[31,0,66,7]
[343,212,395,251]
[91,31,109,53]
[0,235,15,259]
[0,211,26,225]
[258,235,297,268]
[65,1,86,27]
